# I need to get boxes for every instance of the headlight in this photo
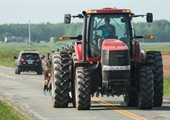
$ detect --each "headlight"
[102,65,130,71]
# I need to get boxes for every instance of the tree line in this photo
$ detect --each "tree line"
[0,20,169,42]
[134,19,170,42]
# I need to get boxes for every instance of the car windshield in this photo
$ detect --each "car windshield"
[21,53,39,59]
[88,14,130,57]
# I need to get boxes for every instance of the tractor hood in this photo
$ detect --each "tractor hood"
[102,39,128,51]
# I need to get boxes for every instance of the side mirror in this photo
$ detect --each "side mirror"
[77,35,82,41]
[14,56,17,59]
[64,14,71,24]
[146,13,153,22]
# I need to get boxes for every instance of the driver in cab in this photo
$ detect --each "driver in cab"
[97,16,116,39]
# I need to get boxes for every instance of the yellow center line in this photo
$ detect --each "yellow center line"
[37,79,147,120]
[0,73,5,75]
[92,97,147,120]
[36,80,44,83]
[0,72,22,80]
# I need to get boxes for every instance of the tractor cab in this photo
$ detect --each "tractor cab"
[64,7,153,62]
[88,13,131,58]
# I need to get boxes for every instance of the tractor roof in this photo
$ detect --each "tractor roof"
[86,7,131,14]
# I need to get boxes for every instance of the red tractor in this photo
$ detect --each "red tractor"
[51,7,164,110]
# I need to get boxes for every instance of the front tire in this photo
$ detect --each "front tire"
[138,66,154,109]
[75,67,91,110]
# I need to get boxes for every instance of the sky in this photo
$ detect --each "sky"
[0,0,169,24]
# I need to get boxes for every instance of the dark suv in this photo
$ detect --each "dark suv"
[14,50,43,75]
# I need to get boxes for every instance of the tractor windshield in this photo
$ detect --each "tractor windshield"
[88,14,130,58]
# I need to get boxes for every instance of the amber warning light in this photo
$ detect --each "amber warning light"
[143,35,154,39]
[59,36,71,40]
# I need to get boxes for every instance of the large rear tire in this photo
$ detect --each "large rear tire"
[145,51,163,107]
[75,67,91,110]
[138,66,154,109]
[51,51,70,108]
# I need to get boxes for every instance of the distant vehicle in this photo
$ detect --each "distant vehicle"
[14,50,43,75]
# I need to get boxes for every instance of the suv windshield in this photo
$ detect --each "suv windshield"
[89,14,130,57]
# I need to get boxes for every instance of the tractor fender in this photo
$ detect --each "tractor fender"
[133,41,141,61]
[74,44,82,61]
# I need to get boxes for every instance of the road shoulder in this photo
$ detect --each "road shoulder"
[0,94,40,120]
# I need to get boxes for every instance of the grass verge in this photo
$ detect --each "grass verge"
[0,94,39,120]
[164,77,170,96]
[0,100,21,120]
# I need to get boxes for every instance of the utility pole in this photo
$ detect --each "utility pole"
[28,20,31,50]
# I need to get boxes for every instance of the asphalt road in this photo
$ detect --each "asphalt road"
[0,66,170,120]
